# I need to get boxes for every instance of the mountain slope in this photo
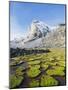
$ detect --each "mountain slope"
[10,20,65,49]
[10,20,50,48]
[42,24,65,48]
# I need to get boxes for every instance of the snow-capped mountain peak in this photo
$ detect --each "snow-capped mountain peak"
[10,20,65,49]
[28,20,50,40]
[10,20,50,48]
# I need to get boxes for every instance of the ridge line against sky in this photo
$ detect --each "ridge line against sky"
[10,1,66,40]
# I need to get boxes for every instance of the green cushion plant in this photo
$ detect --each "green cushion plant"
[10,75,23,88]
[27,66,40,77]
[40,75,58,86]
[29,79,39,87]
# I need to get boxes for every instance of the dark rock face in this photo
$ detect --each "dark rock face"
[10,48,50,58]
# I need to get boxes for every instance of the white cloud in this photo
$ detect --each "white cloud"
[10,16,27,41]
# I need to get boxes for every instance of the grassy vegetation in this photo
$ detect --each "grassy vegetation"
[10,75,23,88]
[28,60,40,65]
[41,63,49,70]
[27,65,40,78]
[40,75,58,86]
[10,66,24,88]
[15,66,24,77]
[29,79,39,87]
[10,48,66,88]
[46,68,65,76]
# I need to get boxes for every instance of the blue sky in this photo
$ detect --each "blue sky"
[10,1,66,40]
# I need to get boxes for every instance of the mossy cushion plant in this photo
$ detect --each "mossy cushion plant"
[41,63,49,70]
[46,66,65,76]
[27,65,40,78]
[28,60,40,65]
[58,60,65,67]
[10,75,23,88]
[10,66,24,88]
[29,79,39,87]
[15,66,24,77]
[40,75,58,86]
[52,66,64,71]
[10,48,65,87]
[29,64,40,69]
